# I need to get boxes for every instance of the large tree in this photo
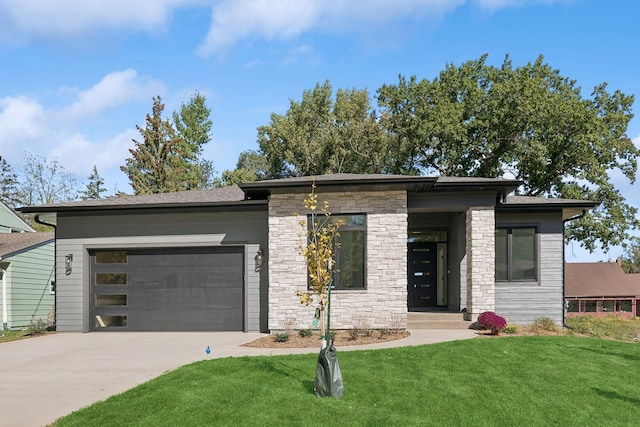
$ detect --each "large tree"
[172,92,215,189]
[377,55,638,252]
[17,153,79,206]
[256,80,390,178]
[121,96,194,195]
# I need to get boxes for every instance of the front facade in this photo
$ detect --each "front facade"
[20,174,597,333]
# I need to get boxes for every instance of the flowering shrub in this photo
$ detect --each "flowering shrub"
[478,311,507,334]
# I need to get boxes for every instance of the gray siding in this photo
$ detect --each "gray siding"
[449,212,466,312]
[2,241,54,328]
[495,212,564,325]
[55,209,268,332]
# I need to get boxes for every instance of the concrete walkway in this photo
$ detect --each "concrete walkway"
[0,329,476,426]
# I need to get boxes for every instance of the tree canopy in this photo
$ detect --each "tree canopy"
[377,55,638,251]
[228,55,638,252]
[255,80,390,178]
[121,94,215,195]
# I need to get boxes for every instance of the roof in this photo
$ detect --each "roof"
[501,195,599,220]
[0,232,54,259]
[565,262,640,298]
[20,185,253,213]
[240,173,522,198]
[18,174,596,222]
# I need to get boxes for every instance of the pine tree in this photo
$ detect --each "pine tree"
[121,96,192,195]
[81,166,107,200]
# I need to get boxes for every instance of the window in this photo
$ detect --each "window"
[495,227,537,282]
[309,214,366,290]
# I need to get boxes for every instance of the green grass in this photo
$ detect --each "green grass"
[54,336,640,427]
[566,315,640,341]
[0,329,31,343]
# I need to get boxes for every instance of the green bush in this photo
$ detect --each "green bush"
[532,317,558,332]
[348,327,359,340]
[297,329,313,338]
[273,332,290,343]
[502,325,519,334]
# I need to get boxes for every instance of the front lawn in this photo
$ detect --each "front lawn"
[54,336,640,426]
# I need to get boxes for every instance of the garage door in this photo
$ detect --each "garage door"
[89,247,244,331]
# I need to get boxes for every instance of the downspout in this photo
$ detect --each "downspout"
[562,209,589,329]
[34,215,57,330]
[1,263,6,332]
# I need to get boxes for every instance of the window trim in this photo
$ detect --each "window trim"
[307,213,367,291]
[495,225,538,283]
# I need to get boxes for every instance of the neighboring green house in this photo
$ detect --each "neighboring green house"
[0,201,55,330]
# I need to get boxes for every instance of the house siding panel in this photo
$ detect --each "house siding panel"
[55,210,267,332]
[3,241,54,328]
[495,212,564,325]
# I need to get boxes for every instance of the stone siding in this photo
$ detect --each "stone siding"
[268,190,408,332]
[465,207,496,320]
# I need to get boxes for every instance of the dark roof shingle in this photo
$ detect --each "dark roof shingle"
[0,232,54,258]
[565,262,640,298]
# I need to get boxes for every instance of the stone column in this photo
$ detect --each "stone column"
[465,207,495,321]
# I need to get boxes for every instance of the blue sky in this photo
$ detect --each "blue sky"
[0,0,638,261]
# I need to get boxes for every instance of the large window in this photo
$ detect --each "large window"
[309,214,366,290]
[495,226,537,282]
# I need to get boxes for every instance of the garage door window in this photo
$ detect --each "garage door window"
[96,273,127,285]
[96,251,127,263]
[96,294,127,306]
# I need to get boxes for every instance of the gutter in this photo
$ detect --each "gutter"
[34,215,57,331]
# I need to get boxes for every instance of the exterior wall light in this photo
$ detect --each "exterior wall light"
[255,249,264,267]
[65,254,73,275]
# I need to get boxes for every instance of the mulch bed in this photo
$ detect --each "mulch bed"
[242,330,411,348]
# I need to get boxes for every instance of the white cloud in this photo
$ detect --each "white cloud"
[0,96,47,160]
[57,69,164,121]
[0,0,211,43]
[49,128,137,179]
[474,0,565,12]
[198,0,463,55]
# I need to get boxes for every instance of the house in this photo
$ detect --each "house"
[565,261,640,318]
[19,174,598,333]
[0,201,55,330]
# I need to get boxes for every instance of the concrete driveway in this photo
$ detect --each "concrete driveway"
[0,329,475,426]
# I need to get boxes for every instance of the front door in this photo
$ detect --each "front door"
[408,242,438,309]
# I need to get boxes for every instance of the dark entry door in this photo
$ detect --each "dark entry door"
[408,242,438,309]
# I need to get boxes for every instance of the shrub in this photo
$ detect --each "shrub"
[532,316,558,332]
[502,325,519,334]
[26,317,48,336]
[477,311,507,334]
[273,332,290,343]
[297,328,313,338]
[348,327,359,341]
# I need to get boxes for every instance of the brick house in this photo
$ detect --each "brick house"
[565,261,640,318]
[20,174,597,333]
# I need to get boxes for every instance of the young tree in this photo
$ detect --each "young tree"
[172,92,215,189]
[296,183,343,349]
[121,96,192,195]
[0,156,20,208]
[377,54,639,252]
[81,165,107,200]
[256,80,390,178]
[17,153,79,206]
